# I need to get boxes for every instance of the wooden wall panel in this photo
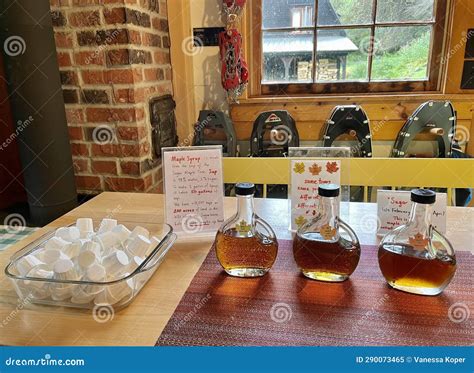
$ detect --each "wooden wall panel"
[230,119,473,141]
[445,0,474,94]
[230,98,474,141]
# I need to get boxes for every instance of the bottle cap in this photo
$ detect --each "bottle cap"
[235,183,255,196]
[411,189,436,204]
[318,184,340,198]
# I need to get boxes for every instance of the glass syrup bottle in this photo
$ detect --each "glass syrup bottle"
[215,183,278,277]
[378,189,456,296]
[293,184,361,282]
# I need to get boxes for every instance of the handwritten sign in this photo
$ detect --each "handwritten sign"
[377,190,446,236]
[163,147,224,236]
[289,160,341,231]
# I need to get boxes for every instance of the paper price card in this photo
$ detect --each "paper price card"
[377,190,446,236]
[163,147,225,236]
[290,160,341,231]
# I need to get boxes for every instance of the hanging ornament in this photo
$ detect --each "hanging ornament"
[220,0,248,103]
[219,28,248,103]
[223,0,246,21]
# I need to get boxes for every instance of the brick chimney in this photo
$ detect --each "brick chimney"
[50,0,172,193]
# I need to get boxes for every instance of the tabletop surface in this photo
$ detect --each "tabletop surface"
[0,192,472,346]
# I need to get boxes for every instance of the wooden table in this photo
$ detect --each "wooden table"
[0,192,472,346]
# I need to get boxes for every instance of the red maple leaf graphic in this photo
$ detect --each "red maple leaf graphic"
[326,161,339,174]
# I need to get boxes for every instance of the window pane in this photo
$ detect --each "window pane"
[376,0,435,23]
[316,29,370,82]
[262,31,314,83]
[318,0,373,26]
[371,26,432,80]
[262,0,315,29]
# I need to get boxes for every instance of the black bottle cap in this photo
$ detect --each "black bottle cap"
[235,183,255,196]
[411,189,436,204]
[318,184,340,198]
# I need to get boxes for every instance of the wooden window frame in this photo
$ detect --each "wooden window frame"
[249,0,449,97]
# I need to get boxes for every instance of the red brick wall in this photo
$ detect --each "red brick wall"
[49,0,172,193]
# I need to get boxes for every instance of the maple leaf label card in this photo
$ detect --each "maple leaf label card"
[377,190,446,236]
[289,160,341,231]
[163,147,225,236]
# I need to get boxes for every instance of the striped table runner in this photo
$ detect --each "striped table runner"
[157,240,473,346]
[0,226,38,251]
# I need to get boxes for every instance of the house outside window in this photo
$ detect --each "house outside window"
[256,0,447,95]
[291,6,314,28]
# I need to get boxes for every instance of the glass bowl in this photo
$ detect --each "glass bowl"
[4,220,177,311]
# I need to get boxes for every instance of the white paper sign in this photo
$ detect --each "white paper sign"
[163,147,225,235]
[290,159,341,231]
[377,190,447,236]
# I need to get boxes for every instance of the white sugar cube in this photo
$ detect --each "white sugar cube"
[50,259,78,300]
[22,265,52,299]
[44,236,69,251]
[126,235,150,258]
[64,239,90,259]
[112,225,131,243]
[71,264,106,304]
[102,250,130,278]
[25,265,53,281]
[130,226,149,240]
[70,289,96,304]
[94,275,134,306]
[15,255,44,277]
[129,256,145,272]
[75,218,94,238]
[94,231,120,255]
[77,250,99,269]
[82,240,101,256]
[86,263,107,282]
[98,219,117,233]
[40,249,69,266]
[55,227,80,242]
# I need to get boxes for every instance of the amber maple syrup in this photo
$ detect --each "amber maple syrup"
[378,243,456,294]
[293,233,360,281]
[214,183,279,277]
[378,189,457,296]
[292,184,361,282]
[216,229,278,276]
